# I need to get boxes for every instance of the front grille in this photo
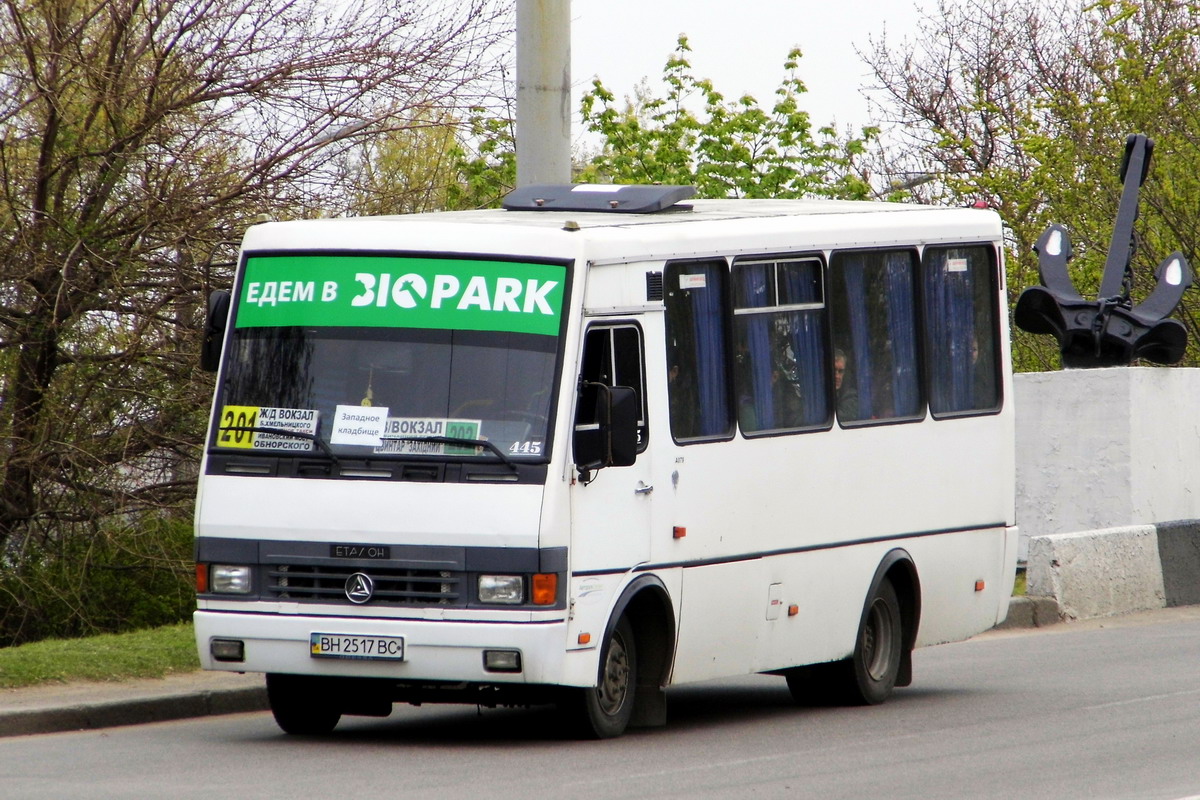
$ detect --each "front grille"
[267,564,462,606]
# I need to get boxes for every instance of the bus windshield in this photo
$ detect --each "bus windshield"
[211,253,567,461]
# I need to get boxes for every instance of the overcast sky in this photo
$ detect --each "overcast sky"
[569,0,931,138]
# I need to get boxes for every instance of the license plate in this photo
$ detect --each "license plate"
[309,633,405,661]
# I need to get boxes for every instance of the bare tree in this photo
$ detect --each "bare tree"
[0,0,511,572]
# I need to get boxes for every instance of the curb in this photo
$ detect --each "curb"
[993,595,1061,630]
[0,684,267,738]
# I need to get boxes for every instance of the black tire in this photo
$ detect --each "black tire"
[561,615,637,739]
[266,674,342,735]
[846,577,903,704]
[786,577,903,706]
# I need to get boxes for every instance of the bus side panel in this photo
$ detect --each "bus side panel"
[750,546,878,674]
[658,410,1014,685]
[671,526,1016,685]
[907,526,1016,646]
[672,552,865,684]
[671,560,764,684]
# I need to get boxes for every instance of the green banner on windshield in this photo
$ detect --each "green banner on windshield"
[234,255,566,336]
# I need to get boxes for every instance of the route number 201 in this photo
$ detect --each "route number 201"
[218,406,258,448]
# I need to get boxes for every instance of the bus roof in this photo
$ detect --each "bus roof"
[357,197,988,229]
[241,198,1003,265]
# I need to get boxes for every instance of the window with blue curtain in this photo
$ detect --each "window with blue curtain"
[924,245,1000,415]
[664,260,733,441]
[732,256,830,434]
[830,249,923,424]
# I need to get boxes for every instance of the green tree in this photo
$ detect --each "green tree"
[438,36,877,211]
[578,36,879,200]
[865,0,1200,369]
[334,110,466,217]
[445,106,518,210]
[0,0,509,644]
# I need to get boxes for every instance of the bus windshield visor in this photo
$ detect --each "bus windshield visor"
[211,254,566,461]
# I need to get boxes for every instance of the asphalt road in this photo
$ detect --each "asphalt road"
[4,607,1200,800]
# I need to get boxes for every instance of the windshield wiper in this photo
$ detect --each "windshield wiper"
[217,426,340,466]
[381,435,518,471]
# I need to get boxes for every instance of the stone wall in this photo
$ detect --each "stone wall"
[1014,367,1200,560]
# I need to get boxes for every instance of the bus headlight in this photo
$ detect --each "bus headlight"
[211,564,253,594]
[478,575,523,604]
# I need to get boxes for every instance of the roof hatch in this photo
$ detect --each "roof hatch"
[502,183,697,214]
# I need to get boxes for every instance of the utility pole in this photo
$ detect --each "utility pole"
[515,0,571,186]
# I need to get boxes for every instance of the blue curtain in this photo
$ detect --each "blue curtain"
[925,250,975,412]
[781,264,828,425]
[884,252,920,416]
[687,265,731,436]
[735,265,775,430]
[842,254,872,419]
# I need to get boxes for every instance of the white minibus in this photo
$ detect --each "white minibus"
[194,184,1018,738]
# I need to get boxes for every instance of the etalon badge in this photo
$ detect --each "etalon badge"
[345,572,375,604]
[1014,134,1192,367]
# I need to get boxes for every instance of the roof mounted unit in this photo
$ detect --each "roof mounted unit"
[502,183,696,214]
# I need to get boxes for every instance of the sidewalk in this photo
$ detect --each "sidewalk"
[0,670,266,738]
[0,596,1057,738]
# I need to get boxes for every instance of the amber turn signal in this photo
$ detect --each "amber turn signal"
[532,573,558,605]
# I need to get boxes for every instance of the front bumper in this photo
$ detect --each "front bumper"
[194,609,574,685]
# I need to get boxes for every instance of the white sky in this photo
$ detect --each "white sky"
[569,0,931,137]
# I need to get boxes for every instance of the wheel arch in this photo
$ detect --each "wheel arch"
[606,573,676,727]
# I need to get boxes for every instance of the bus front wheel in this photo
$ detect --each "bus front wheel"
[560,615,637,738]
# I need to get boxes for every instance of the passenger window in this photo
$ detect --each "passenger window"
[732,257,830,434]
[578,324,649,450]
[664,260,733,441]
[829,249,923,424]
[924,245,1000,415]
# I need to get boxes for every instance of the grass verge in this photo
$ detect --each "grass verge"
[0,623,199,689]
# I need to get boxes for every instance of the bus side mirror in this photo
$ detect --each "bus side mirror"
[200,289,230,372]
[574,382,639,477]
[607,386,638,467]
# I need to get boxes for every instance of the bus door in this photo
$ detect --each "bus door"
[569,322,653,571]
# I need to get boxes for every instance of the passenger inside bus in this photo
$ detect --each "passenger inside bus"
[833,349,857,420]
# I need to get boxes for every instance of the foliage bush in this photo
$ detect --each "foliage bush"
[0,514,194,648]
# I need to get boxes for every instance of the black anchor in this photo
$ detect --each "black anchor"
[1013,134,1192,367]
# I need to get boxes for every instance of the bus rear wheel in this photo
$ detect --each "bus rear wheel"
[560,615,637,739]
[787,577,903,706]
[266,673,342,735]
[849,577,903,704]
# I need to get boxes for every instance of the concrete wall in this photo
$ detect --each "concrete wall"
[1025,521,1200,621]
[1015,368,1200,622]
[1014,367,1200,559]
[1026,526,1165,620]
[1156,520,1200,607]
